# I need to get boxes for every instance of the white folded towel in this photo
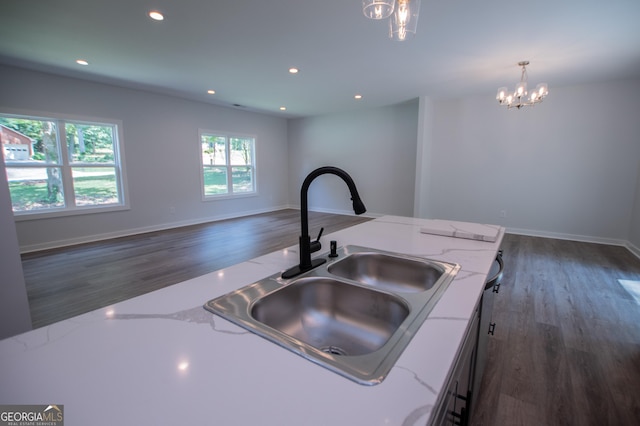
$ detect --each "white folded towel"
[420,220,499,242]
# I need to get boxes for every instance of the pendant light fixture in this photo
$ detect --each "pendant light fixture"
[363,0,421,41]
[497,61,549,109]
[389,0,421,41]
[362,0,395,20]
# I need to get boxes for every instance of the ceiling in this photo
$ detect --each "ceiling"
[2,0,640,118]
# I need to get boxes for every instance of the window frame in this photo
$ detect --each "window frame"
[199,129,257,200]
[1,110,129,221]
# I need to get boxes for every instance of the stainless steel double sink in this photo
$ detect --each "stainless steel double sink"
[204,245,459,385]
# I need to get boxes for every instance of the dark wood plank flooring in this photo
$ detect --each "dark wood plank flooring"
[472,234,640,425]
[21,213,640,424]
[21,209,371,328]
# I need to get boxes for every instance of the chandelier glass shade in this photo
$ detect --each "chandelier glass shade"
[497,61,549,109]
[362,0,395,20]
[389,0,421,41]
[363,0,421,41]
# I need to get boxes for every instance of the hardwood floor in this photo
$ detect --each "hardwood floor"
[21,209,372,328]
[472,234,640,426]
[21,213,640,424]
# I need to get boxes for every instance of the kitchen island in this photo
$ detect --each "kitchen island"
[0,215,504,425]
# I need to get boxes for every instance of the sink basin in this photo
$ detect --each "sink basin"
[328,251,445,293]
[204,245,459,385]
[251,277,409,356]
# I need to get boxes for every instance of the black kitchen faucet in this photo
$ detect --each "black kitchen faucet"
[281,166,366,279]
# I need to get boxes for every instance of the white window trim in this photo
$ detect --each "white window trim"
[198,129,257,201]
[1,109,130,220]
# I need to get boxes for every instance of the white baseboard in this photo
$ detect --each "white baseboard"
[505,226,627,246]
[288,205,382,219]
[20,209,640,262]
[505,226,640,260]
[19,205,290,253]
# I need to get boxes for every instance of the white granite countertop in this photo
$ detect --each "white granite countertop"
[0,216,504,425]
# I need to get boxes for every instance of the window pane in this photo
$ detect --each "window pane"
[232,166,253,193]
[1,117,59,163]
[230,137,253,165]
[66,123,115,164]
[72,167,119,206]
[5,167,65,211]
[203,167,228,195]
[2,113,126,215]
[201,135,226,165]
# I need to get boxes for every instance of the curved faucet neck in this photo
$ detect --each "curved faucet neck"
[300,166,364,239]
[282,166,366,279]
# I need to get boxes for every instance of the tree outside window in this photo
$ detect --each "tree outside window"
[1,114,126,215]
[200,131,255,197]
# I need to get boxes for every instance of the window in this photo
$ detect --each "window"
[1,113,127,217]
[200,130,256,198]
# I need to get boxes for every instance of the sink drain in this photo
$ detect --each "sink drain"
[321,345,348,356]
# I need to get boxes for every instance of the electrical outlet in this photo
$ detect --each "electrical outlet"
[499,210,507,218]
[169,206,176,215]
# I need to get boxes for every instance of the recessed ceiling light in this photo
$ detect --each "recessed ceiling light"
[279,106,287,111]
[76,59,89,66]
[149,10,164,21]
[207,89,216,95]
[354,94,363,100]
[288,67,299,74]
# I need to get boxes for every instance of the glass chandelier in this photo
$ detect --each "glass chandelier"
[362,0,395,20]
[497,61,549,109]
[363,0,421,41]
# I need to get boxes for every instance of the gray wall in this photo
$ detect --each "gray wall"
[1,65,638,253]
[414,97,434,218]
[287,100,419,217]
[0,65,290,251]
[419,78,640,247]
[0,161,32,339]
